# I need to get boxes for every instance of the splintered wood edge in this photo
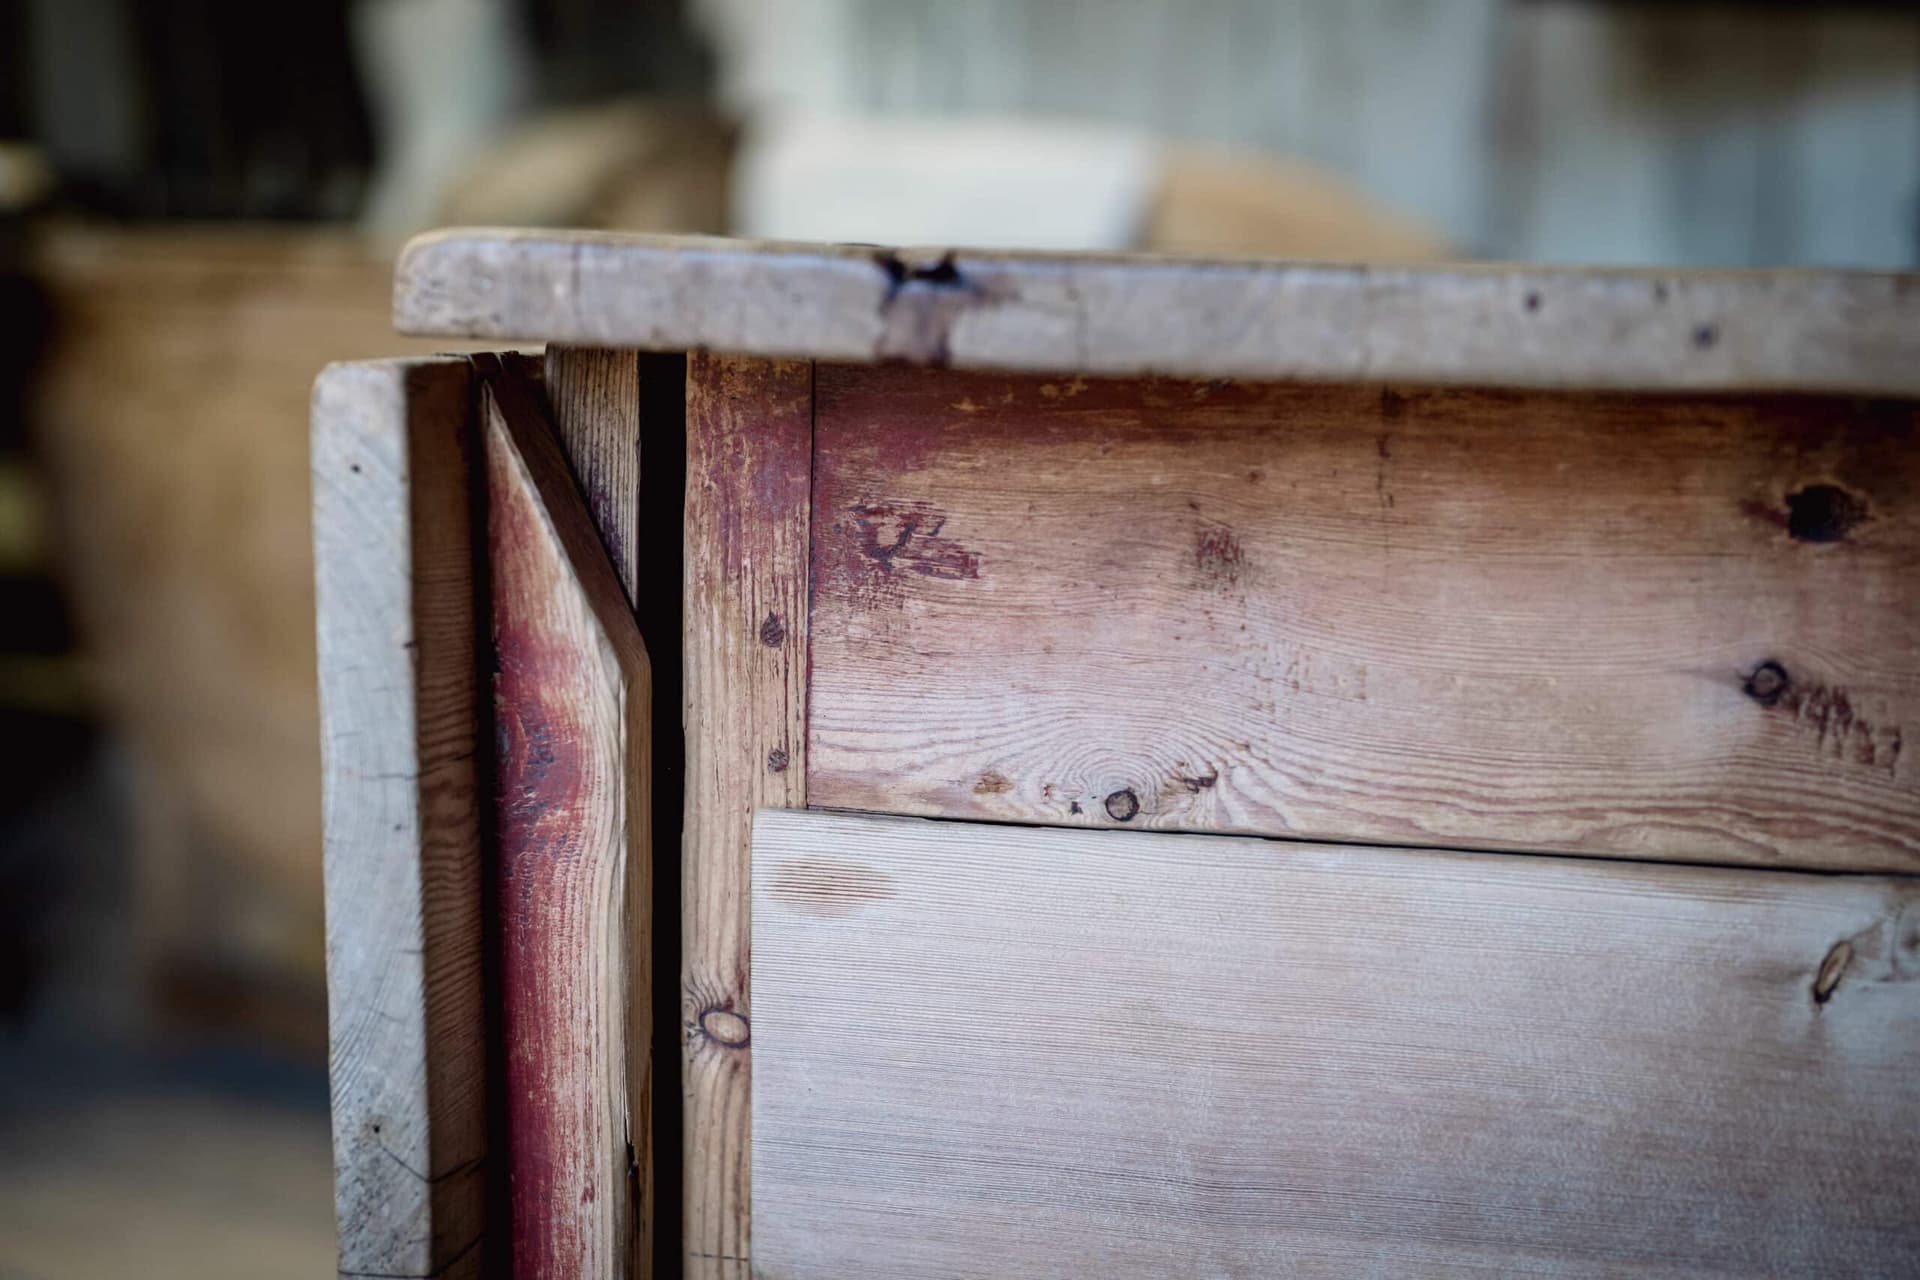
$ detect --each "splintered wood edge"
[395,228,1920,396]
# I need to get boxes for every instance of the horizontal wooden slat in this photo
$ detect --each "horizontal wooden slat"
[393,229,1920,395]
[807,366,1920,871]
[752,808,1920,1278]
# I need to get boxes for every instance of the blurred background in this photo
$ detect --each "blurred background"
[1,1,1917,1274]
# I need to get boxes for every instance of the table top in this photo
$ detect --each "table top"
[395,228,1920,395]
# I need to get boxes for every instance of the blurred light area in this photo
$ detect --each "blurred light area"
[351,0,533,235]
[731,112,1452,260]
[734,115,1157,250]
[696,0,1492,255]
[690,0,1920,267]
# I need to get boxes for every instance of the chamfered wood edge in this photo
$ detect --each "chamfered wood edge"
[396,228,1920,396]
[312,357,487,1280]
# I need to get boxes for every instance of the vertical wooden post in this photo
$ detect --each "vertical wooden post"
[682,355,814,1277]
[544,348,641,600]
[480,356,653,1278]
[314,358,488,1280]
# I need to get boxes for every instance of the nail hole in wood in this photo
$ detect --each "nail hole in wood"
[1785,484,1866,544]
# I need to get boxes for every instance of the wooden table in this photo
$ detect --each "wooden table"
[315,230,1920,1278]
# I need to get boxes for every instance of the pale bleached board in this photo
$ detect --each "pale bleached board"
[393,229,1920,395]
[479,356,653,1278]
[752,808,1920,1278]
[807,366,1920,872]
[682,355,813,1278]
[312,359,486,1279]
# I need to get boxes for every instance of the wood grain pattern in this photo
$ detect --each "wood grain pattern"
[479,356,654,1278]
[394,229,1920,395]
[312,359,486,1279]
[545,346,641,601]
[807,366,1920,871]
[753,807,1920,1278]
[682,355,813,1279]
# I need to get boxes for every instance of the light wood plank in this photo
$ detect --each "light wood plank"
[394,229,1920,395]
[753,807,1920,1278]
[479,356,654,1277]
[312,359,486,1279]
[682,355,813,1277]
[807,366,1920,872]
[545,346,641,601]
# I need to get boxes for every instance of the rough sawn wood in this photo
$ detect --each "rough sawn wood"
[480,355,654,1279]
[395,228,1920,395]
[807,365,1920,872]
[680,354,813,1278]
[752,808,1920,1279]
[313,358,487,1280]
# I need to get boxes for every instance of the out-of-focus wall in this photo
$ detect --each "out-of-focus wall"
[1495,4,1919,269]
[695,0,1920,268]
[28,227,482,1051]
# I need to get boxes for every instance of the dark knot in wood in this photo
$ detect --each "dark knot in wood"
[1744,661,1790,707]
[1785,484,1866,544]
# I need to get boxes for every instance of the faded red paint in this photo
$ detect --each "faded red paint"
[490,409,600,1279]
[480,356,651,1280]
[693,356,813,574]
[817,500,982,611]
[1193,522,1244,590]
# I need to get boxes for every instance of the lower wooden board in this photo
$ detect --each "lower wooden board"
[752,808,1920,1278]
[807,366,1920,872]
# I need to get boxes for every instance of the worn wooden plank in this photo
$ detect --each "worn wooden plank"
[682,355,813,1278]
[478,355,654,1278]
[312,358,486,1280]
[394,229,1920,395]
[807,366,1920,872]
[753,807,1920,1278]
[545,346,641,601]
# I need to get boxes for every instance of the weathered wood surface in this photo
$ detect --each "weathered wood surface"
[394,229,1920,394]
[681,355,813,1278]
[808,366,1920,872]
[312,359,486,1279]
[753,808,1920,1279]
[545,347,641,601]
[479,356,654,1278]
